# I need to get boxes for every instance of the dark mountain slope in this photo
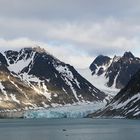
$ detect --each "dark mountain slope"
[89,69,140,119]
[90,52,140,89]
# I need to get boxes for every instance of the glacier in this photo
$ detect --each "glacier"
[77,68,119,96]
[24,102,106,119]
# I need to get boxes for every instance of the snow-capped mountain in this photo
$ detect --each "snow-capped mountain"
[89,69,140,119]
[0,46,106,112]
[89,52,140,89]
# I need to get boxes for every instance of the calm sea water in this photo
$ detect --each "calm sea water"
[0,118,140,140]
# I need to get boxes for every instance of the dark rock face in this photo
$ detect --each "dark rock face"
[90,55,111,75]
[90,52,140,89]
[89,69,140,119]
[0,53,8,66]
[123,51,135,59]
[0,47,106,111]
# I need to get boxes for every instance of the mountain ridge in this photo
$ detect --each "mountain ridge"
[0,46,106,112]
[88,69,140,119]
[89,51,140,89]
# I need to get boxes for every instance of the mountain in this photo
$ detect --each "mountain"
[88,69,140,119]
[0,46,106,112]
[89,52,140,89]
[0,63,49,111]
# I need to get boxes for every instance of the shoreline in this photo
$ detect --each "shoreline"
[0,110,139,120]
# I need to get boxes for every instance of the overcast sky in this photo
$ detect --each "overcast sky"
[0,0,140,68]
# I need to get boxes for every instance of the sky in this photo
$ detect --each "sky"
[0,0,140,68]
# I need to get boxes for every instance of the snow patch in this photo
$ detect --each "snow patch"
[112,71,120,88]
[10,94,20,104]
[65,79,79,101]
[8,52,35,74]
[134,111,140,116]
[77,68,119,96]
[20,73,52,100]
[0,81,9,100]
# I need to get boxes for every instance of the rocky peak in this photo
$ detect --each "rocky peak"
[122,51,135,59]
[19,46,47,56]
[93,55,111,66]
[112,55,121,62]
[89,55,111,74]
[90,51,140,89]
[32,46,46,53]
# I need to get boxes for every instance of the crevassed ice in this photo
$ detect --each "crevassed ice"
[24,101,106,119]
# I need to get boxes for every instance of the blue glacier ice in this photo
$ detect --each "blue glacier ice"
[24,102,106,119]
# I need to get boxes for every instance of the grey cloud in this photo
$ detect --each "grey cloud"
[0,17,140,56]
[0,0,140,68]
[0,0,140,21]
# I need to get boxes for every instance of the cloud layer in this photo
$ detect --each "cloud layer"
[0,38,93,68]
[0,0,140,68]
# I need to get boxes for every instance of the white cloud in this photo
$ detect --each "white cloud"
[0,38,93,69]
[1,17,140,54]
[0,16,140,68]
[0,0,140,69]
[0,38,36,50]
[45,18,140,53]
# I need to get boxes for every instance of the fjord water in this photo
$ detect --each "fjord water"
[0,118,140,140]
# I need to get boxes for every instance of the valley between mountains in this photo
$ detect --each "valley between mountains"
[0,46,140,119]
